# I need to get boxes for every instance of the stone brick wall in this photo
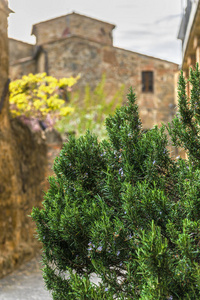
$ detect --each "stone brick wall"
[0,1,47,278]
[9,38,35,79]
[9,12,178,130]
[9,38,34,65]
[41,36,177,129]
[0,119,47,278]
[0,0,9,102]
[32,12,115,46]
[9,57,36,80]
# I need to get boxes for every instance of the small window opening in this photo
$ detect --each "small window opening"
[142,71,154,93]
[101,27,106,35]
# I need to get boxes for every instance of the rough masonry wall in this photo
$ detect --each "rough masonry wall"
[9,38,34,65]
[9,57,36,80]
[0,119,47,278]
[9,39,35,80]
[8,13,178,130]
[33,13,114,46]
[0,1,9,100]
[0,1,47,278]
[42,36,177,128]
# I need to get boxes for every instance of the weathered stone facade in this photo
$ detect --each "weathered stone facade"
[9,12,178,129]
[0,0,10,108]
[9,38,36,79]
[0,119,47,278]
[0,1,47,278]
[178,0,200,75]
[32,12,115,46]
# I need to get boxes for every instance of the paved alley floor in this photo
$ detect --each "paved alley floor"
[0,255,52,300]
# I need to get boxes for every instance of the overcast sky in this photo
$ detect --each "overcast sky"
[8,0,185,64]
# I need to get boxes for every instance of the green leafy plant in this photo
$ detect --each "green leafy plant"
[168,64,200,165]
[32,67,200,299]
[56,75,125,139]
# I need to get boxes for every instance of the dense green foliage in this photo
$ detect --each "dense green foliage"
[32,67,200,299]
[168,65,200,165]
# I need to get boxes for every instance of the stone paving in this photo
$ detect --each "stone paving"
[0,254,52,300]
[0,254,101,300]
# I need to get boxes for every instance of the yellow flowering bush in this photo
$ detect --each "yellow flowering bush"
[9,73,79,130]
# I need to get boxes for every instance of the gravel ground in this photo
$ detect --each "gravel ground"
[0,255,52,300]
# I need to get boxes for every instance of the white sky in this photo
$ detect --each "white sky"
[8,0,185,64]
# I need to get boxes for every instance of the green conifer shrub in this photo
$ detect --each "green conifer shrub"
[168,64,200,165]
[32,68,200,299]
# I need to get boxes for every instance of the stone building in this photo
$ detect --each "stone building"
[0,0,10,104]
[9,12,178,129]
[178,0,200,74]
[0,0,47,278]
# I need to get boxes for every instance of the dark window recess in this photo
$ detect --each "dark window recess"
[101,27,106,35]
[142,71,154,92]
